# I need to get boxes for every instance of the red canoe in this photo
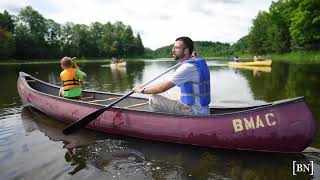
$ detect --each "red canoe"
[17,72,316,153]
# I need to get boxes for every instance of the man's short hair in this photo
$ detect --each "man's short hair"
[175,36,194,55]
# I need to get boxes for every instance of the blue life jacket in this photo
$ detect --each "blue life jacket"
[180,58,211,106]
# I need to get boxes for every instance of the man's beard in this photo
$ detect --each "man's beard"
[173,54,182,60]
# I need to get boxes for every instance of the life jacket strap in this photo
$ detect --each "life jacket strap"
[63,78,80,87]
[189,81,209,85]
[181,92,210,97]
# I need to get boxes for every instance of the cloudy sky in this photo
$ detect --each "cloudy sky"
[0,0,273,50]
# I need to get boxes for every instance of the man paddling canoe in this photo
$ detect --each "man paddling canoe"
[133,37,211,116]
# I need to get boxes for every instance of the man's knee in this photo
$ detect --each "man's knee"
[149,95,162,109]
[149,94,175,112]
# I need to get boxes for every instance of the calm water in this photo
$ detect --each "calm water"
[0,59,320,179]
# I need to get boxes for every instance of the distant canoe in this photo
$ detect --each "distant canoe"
[228,60,272,66]
[229,65,272,73]
[110,61,126,67]
[18,72,316,153]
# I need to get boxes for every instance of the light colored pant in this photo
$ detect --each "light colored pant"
[149,95,193,115]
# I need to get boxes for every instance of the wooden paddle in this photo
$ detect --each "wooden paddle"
[62,62,181,135]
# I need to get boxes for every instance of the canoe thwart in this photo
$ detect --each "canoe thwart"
[125,102,149,108]
[88,97,120,103]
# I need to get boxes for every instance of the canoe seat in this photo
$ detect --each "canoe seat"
[80,95,95,101]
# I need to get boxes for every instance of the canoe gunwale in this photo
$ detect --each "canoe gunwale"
[228,60,272,67]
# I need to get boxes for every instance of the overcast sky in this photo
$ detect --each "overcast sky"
[0,0,273,50]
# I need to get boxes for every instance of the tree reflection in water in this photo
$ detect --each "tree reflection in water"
[21,106,316,179]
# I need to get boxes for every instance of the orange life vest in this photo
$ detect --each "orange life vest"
[60,68,80,91]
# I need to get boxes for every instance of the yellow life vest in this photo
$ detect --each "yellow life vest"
[60,68,80,91]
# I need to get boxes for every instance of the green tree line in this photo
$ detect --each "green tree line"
[153,0,319,58]
[245,0,320,55]
[0,6,144,60]
[152,41,232,58]
[1,0,319,60]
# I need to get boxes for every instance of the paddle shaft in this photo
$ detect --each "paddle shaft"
[63,62,181,135]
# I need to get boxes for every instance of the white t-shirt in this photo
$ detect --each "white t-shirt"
[168,62,210,116]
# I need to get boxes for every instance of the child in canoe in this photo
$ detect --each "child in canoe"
[59,57,87,99]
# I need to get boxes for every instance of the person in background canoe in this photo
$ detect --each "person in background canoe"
[133,36,211,116]
[111,57,116,63]
[59,57,87,99]
[232,56,240,62]
[254,55,264,61]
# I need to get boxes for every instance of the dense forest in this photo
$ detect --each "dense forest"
[0,6,144,60]
[151,41,232,58]
[153,0,319,58]
[0,0,319,60]
[246,0,319,54]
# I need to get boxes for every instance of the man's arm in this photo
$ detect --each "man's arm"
[133,80,175,94]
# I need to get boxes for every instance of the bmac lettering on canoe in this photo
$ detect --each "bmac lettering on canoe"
[232,113,276,132]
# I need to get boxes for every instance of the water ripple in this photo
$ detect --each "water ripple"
[0,113,21,146]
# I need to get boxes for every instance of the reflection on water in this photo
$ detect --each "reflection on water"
[0,59,320,179]
[110,66,127,79]
[21,107,107,148]
[13,107,319,179]
[230,65,272,72]
[212,67,267,107]
[230,66,272,77]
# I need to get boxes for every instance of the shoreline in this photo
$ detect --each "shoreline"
[1,51,319,65]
